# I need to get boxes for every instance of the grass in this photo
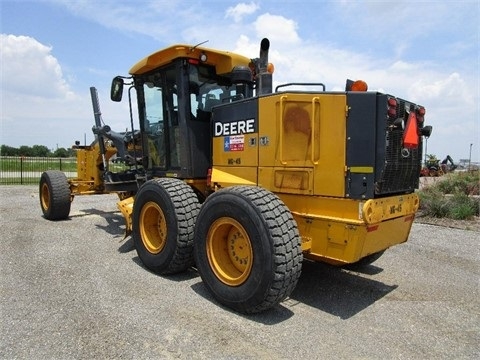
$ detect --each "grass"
[0,157,77,172]
[418,170,480,220]
[0,156,132,185]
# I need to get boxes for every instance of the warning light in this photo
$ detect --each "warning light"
[351,80,368,92]
[267,63,275,74]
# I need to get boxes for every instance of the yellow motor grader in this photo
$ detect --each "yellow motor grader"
[40,38,432,313]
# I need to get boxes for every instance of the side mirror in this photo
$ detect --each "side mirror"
[110,76,124,102]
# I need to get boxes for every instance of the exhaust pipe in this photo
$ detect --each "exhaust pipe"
[257,38,272,95]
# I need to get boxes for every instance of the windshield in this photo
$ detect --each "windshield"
[141,66,179,169]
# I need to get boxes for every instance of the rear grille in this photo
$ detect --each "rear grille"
[375,99,421,195]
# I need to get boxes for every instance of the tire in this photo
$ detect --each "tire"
[194,186,303,314]
[132,178,200,274]
[39,170,71,220]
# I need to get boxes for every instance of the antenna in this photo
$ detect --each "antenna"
[190,40,209,52]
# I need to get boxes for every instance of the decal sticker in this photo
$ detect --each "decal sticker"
[224,135,245,151]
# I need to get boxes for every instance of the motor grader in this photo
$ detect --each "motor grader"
[39,38,432,314]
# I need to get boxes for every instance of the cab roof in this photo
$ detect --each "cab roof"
[129,44,252,76]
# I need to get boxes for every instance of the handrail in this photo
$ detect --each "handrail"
[279,95,288,165]
[311,97,320,165]
[275,83,326,92]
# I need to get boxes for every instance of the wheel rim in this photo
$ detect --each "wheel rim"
[206,217,253,286]
[139,201,167,254]
[41,183,50,211]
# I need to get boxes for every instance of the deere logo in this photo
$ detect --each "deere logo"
[214,119,255,137]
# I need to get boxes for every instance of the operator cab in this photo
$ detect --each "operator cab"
[111,45,254,180]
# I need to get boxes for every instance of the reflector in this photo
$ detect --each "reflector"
[403,112,419,149]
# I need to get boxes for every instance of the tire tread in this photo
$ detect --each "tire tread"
[39,170,71,220]
[222,186,303,313]
[145,178,200,274]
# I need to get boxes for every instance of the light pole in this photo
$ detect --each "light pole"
[468,143,473,171]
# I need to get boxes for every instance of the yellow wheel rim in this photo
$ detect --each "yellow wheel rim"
[206,217,253,286]
[139,201,167,254]
[41,183,50,211]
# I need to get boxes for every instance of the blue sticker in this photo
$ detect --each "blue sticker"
[224,137,230,151]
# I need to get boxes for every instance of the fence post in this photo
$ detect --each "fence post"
[60,157,62,171]
[20,156,24,185]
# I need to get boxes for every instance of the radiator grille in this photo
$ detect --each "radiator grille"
[375,100,421,195]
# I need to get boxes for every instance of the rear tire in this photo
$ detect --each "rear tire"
[194,186,303,314]
[39,170,71,220]
[132,178,200,274]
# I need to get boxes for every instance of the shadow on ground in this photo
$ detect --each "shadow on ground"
[288,260,397,319]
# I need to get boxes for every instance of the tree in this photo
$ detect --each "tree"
[0,145,19,156]
[53,147,69,158]
[19,145,33,157]
[31,145,50,157]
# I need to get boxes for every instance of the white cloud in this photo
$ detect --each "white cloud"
[409,73,473,105]
[2,1,478,160]
[0,34,74,99]
[254,13,299,44]
[0,34,94,148]
[225,2,259,23]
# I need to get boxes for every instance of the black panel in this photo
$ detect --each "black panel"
[346,93,377,167]
[211,98,259,135]
[345,93,377,198]
[346,92,423,199]
[188,120,211,178]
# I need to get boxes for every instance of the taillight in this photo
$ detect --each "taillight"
[206,168,212,188]
[416,106,425,123]
[387,97,397,118]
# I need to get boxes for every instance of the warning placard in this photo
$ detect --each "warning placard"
[224,135,245,151]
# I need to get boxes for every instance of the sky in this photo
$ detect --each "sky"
[0,0,479,163]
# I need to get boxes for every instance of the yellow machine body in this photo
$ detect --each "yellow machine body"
[68,142,112,194]
[40,38,429,314]
[55,40,424,266]
[211,92,420,265]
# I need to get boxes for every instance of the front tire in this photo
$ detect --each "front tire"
[194,186,303,314]
[39,170,71,220]
[132,178,200,274]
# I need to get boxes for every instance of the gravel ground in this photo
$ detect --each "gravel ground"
[0,186,479,359]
